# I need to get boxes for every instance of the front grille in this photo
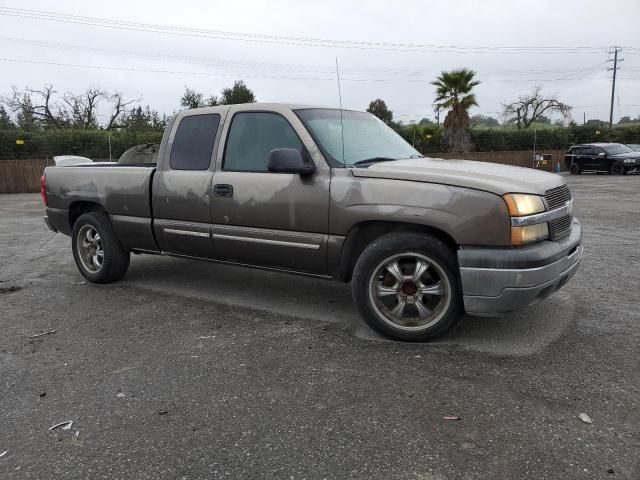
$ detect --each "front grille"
[544,185,572,210]
[544,185,573,240]
[549,214,573,240]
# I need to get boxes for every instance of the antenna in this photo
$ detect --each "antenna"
[335,57,345,166]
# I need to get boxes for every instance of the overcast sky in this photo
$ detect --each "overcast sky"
[0,0,638,125]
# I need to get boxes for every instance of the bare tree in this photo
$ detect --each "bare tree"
[2,85,139,130]
[502,86,571,129]
[106,92,138,130]
[63,88,107,129]
[2,85,66,128]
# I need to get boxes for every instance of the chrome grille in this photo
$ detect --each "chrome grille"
[549,214,573,240]
[545,185,573,240]
[544,185,572,210]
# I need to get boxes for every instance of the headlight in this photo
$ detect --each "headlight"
[623,159,636,164]
[511,223,549,246]
[503,193,548,245]
[503,194,545,216]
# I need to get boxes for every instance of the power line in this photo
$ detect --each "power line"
[0,6,623,54]
[0,58,337,81]
[0,36,621,77]
[479,61,613,102]
[0,57,622,85]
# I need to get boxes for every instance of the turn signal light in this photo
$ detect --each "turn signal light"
[511,223,549,246]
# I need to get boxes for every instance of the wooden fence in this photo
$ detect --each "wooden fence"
[0,151,567,194]
[0,159,54,194]
[431,150,566,170]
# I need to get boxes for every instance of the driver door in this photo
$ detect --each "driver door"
[210,108,330,274]
[591,147,607,171]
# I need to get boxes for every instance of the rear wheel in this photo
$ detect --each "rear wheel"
[569,163,581,175]
[352,232,463,341]
[610,161,625,175]
[72,212,130,283]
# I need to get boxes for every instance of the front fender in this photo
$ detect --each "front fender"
[329,175,511,246]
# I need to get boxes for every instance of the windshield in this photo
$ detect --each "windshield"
[602,144,633,155]
[295,108,420,166]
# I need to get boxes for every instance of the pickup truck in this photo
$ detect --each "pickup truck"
[42,103,583,341]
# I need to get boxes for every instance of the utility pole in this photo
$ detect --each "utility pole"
[608,47,623,127]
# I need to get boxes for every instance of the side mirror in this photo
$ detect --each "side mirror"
[598,152,605,157]
[268,148,315,176]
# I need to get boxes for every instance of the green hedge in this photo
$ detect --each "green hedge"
[395,124,640,153]
[0,129,163,160]
[2,124,640,160]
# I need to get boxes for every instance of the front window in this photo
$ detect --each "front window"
[602,144,632,155]
[223,112,303,172]
[295,108,420,167]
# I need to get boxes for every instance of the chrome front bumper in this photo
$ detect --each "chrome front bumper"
[458,219,583,316]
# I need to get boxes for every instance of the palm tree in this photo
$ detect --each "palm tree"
[431,68,480,153]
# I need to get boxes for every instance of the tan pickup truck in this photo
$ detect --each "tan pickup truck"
[42,103,582,341]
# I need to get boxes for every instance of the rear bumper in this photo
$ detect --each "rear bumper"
[458,219,583,316]
[43,215,58,233]
[44,207,71,235]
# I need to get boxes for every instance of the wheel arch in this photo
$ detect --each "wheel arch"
[337,220,458,282]
[68,201,107,231]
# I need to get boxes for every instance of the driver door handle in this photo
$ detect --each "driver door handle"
[214,184,233,198]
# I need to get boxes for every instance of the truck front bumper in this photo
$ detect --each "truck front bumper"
[458,219,583,316]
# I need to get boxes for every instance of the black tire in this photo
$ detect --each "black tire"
[569,163,581,175]
[351,232,464,342]
[71,212,130,283]
[610,161,625,175]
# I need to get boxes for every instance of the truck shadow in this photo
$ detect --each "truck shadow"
[124,255,576,357]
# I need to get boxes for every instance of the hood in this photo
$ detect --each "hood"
[351,157,565,195]
[611,152,640,160]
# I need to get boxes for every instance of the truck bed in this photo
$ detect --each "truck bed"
[46,164,155,217]
[44,164,158,251]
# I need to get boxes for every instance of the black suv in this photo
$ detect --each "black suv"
[565,143,640,175]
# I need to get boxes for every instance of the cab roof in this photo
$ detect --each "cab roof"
[180,103,362,115]
[572,142,623,147]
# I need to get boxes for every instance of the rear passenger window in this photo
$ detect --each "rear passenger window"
[223,112,302,172]
[170,114,220,170]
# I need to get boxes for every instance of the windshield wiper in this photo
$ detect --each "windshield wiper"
[409,154,425,159]
[351,157,399,167]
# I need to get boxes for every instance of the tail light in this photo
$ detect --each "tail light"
[40,174,47,206]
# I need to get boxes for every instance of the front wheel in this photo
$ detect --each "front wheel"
[72,212,130,283]
[352,232,464,341]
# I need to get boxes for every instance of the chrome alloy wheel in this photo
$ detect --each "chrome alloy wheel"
[76,225,104,273]
[367,252,452,331]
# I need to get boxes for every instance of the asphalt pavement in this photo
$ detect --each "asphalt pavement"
[0,174,638,479]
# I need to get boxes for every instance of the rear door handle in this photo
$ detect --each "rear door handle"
[213,184,233,198]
